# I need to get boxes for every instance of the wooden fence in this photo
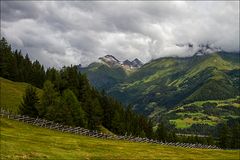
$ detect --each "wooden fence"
[0,109,220,150]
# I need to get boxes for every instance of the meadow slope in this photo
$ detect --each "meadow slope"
[0,77,41,114]
[1,118,239,159]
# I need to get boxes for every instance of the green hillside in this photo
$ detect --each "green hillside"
[80,62,127,90]
[166,97,240,129]
[1,118,239,159]
[115,53,239,110]
[83,52,239,110]
[81,52,240,131]
[0,77,41,114]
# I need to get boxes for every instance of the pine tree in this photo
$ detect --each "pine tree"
[219,124,230,148]
[112,111,124,134]
[100,94,114,129]
[19,86,39,117]
[39,80,59,118]
[0,37,13,78]
[230,123,240,149]
[61,89,86,127]
[84,97,103,130]
[156,123,167,142]
[31,60,45,88]
[206,135,214,145]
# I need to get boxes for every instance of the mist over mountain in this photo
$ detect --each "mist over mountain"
[79,42,238,70]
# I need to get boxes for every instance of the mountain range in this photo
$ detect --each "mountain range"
[98,55,143,68]
[79,49,240,133]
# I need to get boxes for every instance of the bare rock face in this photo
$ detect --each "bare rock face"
[99,55,121,67]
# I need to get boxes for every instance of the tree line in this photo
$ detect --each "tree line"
[0,38,45,88]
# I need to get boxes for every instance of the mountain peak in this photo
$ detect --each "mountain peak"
[100,55,120,62]
[132,58,143,67]
[98,55,143,69]
[123,59,132,66]
[99,55,120,67]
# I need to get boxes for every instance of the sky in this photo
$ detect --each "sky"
[1,1,239,68]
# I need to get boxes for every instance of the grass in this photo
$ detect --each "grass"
[167,97,240,128]
[187,98,240,108]
[171,53,239,87]
[170,119,193,129]
[1,118,239,159]
[142,68,173,83]
[98,125,115,135]
[172,112,218,128]
[0,77,29,114]
[186,53,237,79]
[170,118,217,129]
[0,77,41,114]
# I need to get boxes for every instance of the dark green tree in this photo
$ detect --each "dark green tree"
[230,123,240,149]
[0,37,13,79]
[156,123,167,142]
[84,97,103,130]
[219,124,230,148]
[39,80,59,118]
[19,86,39,117]
[206,135,214,145]
[60,89,86,127]
[112,111,124,134]
[31,60,45,88]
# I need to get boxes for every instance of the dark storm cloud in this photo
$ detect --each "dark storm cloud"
[1,1,40,21]
[1,1,239,68]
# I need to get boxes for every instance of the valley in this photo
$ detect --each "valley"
[80,52,240,133]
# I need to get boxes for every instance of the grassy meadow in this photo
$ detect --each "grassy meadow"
[1,118,239,159]
[0,77,41,114]
[168,97,240,129]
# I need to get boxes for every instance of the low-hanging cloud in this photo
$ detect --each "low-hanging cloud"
[1,1,239,68]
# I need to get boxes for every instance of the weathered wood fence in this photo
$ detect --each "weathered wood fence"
[0,109,220,150]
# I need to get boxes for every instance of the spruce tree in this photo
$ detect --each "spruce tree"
[156,123,167,142]
[19,86,39,117]
[219,124,230,148]
[39,80,59,118]
[60,89,86,127]
[230,124,240,149]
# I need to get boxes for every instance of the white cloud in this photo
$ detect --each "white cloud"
[1,1,239,68]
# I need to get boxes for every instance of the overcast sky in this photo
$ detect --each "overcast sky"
[1,1,239,68]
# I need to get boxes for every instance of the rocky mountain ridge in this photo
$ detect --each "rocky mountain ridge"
[98,55,144,69]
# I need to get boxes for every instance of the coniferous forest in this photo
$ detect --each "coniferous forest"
[1,37,239,149]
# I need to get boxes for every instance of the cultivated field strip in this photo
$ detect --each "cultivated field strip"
[0,109,220,150]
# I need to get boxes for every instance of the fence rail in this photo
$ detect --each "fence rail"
[0,109,220,150]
